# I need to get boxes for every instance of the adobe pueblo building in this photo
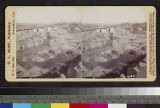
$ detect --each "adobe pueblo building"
[16,22,147,78]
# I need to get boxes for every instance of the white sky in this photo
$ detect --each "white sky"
[16,7,81,24]
[16,7,146,24]
[82,7,146,24]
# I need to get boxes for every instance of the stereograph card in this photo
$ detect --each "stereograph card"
[5,6,156,82]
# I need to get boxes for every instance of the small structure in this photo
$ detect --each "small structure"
[39,28,44,33]
[107,27,114,32]
[96,28,107,34]
[33,29,38,33]
[45,27,52,32]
